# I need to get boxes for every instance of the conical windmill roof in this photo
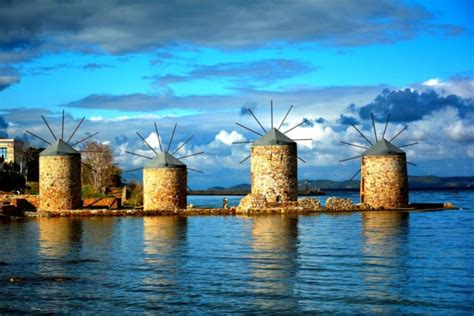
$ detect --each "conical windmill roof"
[40,139,80,157]
[363,139,405,156]
[253,128,296,146]
[144,151,186,169]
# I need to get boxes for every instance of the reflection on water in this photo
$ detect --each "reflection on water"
[362,211,409,254]
[143,216,187,257]
[81,218,116,250]
[1,190,473,314]
[38,218,83,258]
[361,212,409,314]
[142,216,187,290]
[250,215,298,311]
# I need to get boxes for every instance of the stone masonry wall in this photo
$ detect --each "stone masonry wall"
[251,144,297,203]
[361,155,408,209]
[39,156,82,211]
[144,167,187,211]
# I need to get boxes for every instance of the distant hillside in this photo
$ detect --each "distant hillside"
[299,179,359,189]
[207,186,226,190]
[408,176,474,188]
[301,176,474,189]
[208,176,474,190]
[228,183,251,190]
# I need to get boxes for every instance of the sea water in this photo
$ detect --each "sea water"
[1,190,473,314]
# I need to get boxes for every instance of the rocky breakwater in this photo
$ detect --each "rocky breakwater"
[325,197,374,211]
[237,193,323,214]
[24,205,237,217]
[237,194,379,214]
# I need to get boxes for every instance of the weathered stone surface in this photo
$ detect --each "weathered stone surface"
[143,167,187,211]
[24,207,237,217]
[16,202,456,217]
[354,202,375,211]
[39,156,82,211]
[250,144,297,203]
[237,195,324,214]
[238,193,267,212]
[361,155,408,209]
[298,198,322,210]
[325,197,354,210]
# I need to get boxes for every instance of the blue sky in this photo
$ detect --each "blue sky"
[0,0,473,188]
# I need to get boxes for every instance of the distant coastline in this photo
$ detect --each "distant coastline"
[192,176,474,195]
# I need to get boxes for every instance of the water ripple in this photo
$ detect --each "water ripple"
[0,191,473,313]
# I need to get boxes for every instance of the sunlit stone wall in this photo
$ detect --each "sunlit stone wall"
[143,167,187,211]
[361,155,408,209]
[39,156,82,211]
[250,144,297,203]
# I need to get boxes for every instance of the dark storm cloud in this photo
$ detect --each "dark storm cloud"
[300,117,326,126]
[0,0,461,62]
[302,118,314,127]
[358,88,473,122]
[65,93,217,112]
[240,102,257,116]
[150,59,314,89]
[0,66,20,91]
[63,85,385,113]
[337,114,359,125]
[0,76,20,91]
[0,108,54,126]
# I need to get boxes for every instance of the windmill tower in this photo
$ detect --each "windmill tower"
[26,111,98,211]
[234,101,311,206]
[127,123,203,211]
[340,114,417,209]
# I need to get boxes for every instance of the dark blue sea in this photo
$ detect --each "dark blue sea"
[1,190,473,314]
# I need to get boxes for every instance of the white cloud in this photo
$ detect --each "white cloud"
[467,145,474,158]
[5,75,473,187]
[419,76,474,99]
[89,115,104,122]
[144,132,162,150]
[444,120,474,143]
[215,130,245,145]
[285,119,337,150]
[422,78,442,87]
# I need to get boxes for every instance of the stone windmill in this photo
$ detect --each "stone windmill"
[234,101,311,209]
[340,114,418,209]
[126,123,203,211]
[26,111,98,211]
